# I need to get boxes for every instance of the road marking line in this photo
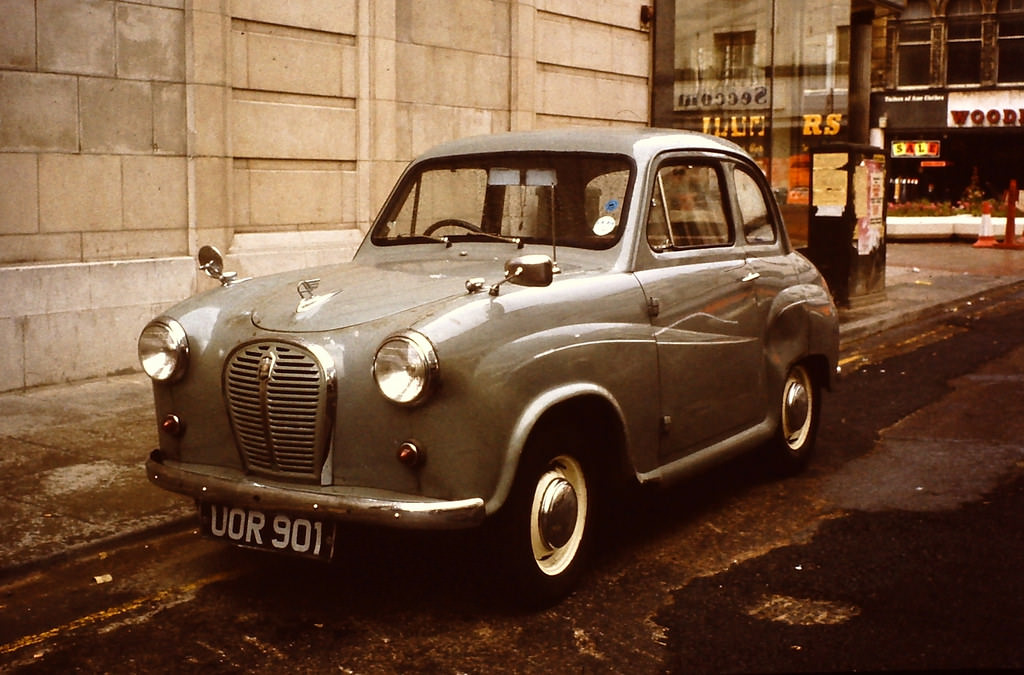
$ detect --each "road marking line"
[840,325,959,371]
[0,570,237,657]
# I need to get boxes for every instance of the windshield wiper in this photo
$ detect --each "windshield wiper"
[449,231,524,248]
[394,233,453,247]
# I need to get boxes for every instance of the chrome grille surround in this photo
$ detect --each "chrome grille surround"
[223,340,336,483]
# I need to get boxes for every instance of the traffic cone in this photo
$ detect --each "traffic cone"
[973,201,996,248]
[994,180,1024,250]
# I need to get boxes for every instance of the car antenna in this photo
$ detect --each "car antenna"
[526,168,558,268]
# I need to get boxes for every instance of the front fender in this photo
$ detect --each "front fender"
[416,275,659,514]
[486,381,628,515]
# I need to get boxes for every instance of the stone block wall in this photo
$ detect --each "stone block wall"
[0,0,651,391]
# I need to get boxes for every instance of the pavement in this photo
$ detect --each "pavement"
[1,241,1023,577]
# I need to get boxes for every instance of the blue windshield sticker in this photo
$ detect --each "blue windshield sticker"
[604,199,620,212]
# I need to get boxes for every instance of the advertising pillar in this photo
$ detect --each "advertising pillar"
[806,144,887,306]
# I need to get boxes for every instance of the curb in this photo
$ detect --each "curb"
[0,515,194,581]
[839,278,1024,344]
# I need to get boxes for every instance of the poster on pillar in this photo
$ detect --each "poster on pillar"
[855,158,885,255]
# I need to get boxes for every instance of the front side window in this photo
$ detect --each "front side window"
[647,162,731,251]
[372,154,632,250]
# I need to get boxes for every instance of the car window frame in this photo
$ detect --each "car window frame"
[368,151,638,252]
[725,159,782,249]
[637,153,742,266]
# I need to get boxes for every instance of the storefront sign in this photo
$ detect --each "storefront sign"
[700,113,841,139]
[948,90,1024,128]
[872,92,948,129]
[701,115,767,138]
[890,140,940,158]
[678,85,768,110]
[802,114,843,136]
[949,108,1024,127]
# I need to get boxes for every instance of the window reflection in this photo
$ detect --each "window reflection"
[668,0,850,245]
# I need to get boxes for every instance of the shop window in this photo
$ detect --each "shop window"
[998,0,1024,82]
[946,0,983,85]
[714,31,757,81]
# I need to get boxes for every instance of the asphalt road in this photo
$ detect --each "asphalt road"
[2,286,1023,673]
[660,287,1024,673]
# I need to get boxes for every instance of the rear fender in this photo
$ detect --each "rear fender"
[765,284,839,391]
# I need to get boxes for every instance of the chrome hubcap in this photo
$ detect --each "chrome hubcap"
[538,476,578,549]
[783,368,812,447]
[529,455,587,577]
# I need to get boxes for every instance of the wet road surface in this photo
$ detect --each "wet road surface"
[2,285,1024,673]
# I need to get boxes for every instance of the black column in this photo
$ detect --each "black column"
[849,9,874,144]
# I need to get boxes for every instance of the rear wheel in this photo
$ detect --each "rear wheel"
[769,362,820,473]
[493,434,595,606]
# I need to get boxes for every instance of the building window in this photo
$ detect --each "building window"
[946,0,983,85]
[714,31,757,81]
[998,0,1024,82]
[897,20,932,85]
[835,25,851,79]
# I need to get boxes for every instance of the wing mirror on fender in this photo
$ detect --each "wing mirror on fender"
[489,254,555,296]
[197,245,249,286]
[506,254,554,288]
[465,254,556,296]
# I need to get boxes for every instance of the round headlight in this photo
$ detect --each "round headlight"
[373,332,438,405]
[138,319,189,382]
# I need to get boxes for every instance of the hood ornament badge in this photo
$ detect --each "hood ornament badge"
[295,278,339,314]
[297,278,320,300]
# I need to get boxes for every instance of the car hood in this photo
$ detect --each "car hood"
[250,258,505,333]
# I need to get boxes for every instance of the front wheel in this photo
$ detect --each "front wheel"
[529,453,588,579]
[769,362,821,473]
[492,443,595,606]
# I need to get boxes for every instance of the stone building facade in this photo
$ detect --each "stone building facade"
[872,0,1024,205]
[0,0,652,391]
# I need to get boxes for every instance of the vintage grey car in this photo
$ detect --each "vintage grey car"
[139,128,838,602]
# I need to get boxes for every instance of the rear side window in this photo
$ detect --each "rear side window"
[733,167,777,245]
[646,163,732,251]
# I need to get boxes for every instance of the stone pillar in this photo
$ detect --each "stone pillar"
[509,0,538,131]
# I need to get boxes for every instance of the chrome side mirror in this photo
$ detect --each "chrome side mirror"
[483,254,555,296]
[197,245,241,286]
[466,254,557,296]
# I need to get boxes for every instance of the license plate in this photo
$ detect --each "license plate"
[200,503,335,560]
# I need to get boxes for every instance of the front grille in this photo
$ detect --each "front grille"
[224,341,334,481]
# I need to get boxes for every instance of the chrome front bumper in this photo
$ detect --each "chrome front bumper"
[146,450,487,530]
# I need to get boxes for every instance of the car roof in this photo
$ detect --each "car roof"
[414,128,748,164]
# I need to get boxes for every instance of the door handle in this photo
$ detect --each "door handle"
[740,271,761,283]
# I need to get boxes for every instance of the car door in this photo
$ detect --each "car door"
[728,157,794,331]
[633,156,766,461]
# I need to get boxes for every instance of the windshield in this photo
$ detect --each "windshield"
[371,152,633,250]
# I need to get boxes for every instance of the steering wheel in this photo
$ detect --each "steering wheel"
[423,219,483,236]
